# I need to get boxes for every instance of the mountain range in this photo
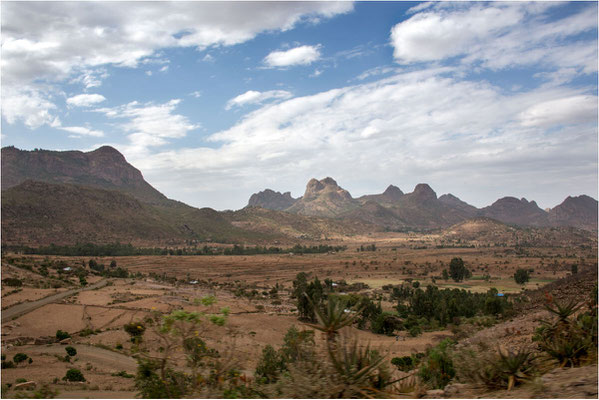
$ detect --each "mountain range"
[1,146,596,246]
[246,177,598,231]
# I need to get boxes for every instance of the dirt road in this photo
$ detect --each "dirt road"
[1,279,109,323]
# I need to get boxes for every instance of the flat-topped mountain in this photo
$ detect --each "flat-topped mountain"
[247,189,297,211]
[1,146,167,204]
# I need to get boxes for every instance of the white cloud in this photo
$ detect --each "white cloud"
[189,91,202,98]
[1,2,352,128]
[132,68,597,210]
[58,125,104,137]
[202,54,215,62]
[390,2,597,72]
[66,93,106,107]
[264,45,321,67]
[225,90,292,110]
[94,99,199,155]
[1,86,61,129]
[310,69,323,78]
[519,95,598,128]
[159,65,169,73]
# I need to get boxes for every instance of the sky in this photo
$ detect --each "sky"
[1,1,598,211]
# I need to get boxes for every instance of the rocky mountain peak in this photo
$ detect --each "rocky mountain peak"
[412,183,437,201]
[383,184,404,200]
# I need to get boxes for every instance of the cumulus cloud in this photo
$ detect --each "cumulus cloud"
[390,2,597,75]
[131,67,597,210]
[264,45,321,67]
[1,2,352,128]
[58,126,104,137]
[94,99,199,155]
[225,90,292,110]
[1,86,61,129]
[66,94,106,107]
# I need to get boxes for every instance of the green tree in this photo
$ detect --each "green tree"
[449,258,469,282]
[255,345,285,384]
[514,269,530,285]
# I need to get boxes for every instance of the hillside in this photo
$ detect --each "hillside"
[441,217,597,247]
[548,195,598,231]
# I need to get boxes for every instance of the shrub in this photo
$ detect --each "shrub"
[255,345,285,384]
[13,353,28,364]
[2,278,22,287]
[65,346,77,357]
[418,339,455,389]
[533,296,597,367]
[1,361,15,369]
[56,330,70,341]
[63,368,85,382]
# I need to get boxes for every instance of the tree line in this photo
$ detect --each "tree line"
[3,242,346,257]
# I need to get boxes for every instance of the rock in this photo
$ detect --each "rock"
[14,381,36,391]
[425,389,445,398]
[60,337,72,345]
[443,383,468,396]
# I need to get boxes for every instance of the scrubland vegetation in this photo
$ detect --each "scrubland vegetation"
[1,237,597,398]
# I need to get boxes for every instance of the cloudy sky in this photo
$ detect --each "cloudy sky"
[2,1,597,210]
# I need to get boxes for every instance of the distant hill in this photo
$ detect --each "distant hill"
[0,180,279,246]
[548,195,598,231]
[479,197,549,226]
[441,217,597,248]
[248,179,597,231]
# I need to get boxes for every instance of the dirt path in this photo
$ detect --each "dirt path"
[1,279,109,323]
[17,343,138,372]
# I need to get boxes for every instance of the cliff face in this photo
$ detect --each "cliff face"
[247,189,298,211]
[1,146,167,204]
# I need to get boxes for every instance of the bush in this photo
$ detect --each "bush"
[418,339,455,389]
[65,346,77,357]
[56,330,71,341]
[63,368,85,382]
[255,345,285,384]
[2,278,22,287]
[514,269,530,285]
[1,361,15,369]
[13,353,28,364]
[123,322,145,342]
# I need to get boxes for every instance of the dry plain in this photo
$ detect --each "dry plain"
[1,231,597,398]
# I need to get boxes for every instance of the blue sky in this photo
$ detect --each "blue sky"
[2,1,597,210]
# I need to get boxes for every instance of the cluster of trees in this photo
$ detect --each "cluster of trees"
[357,244,377,252]
[395,285,512,328]
[8,243,346,257]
